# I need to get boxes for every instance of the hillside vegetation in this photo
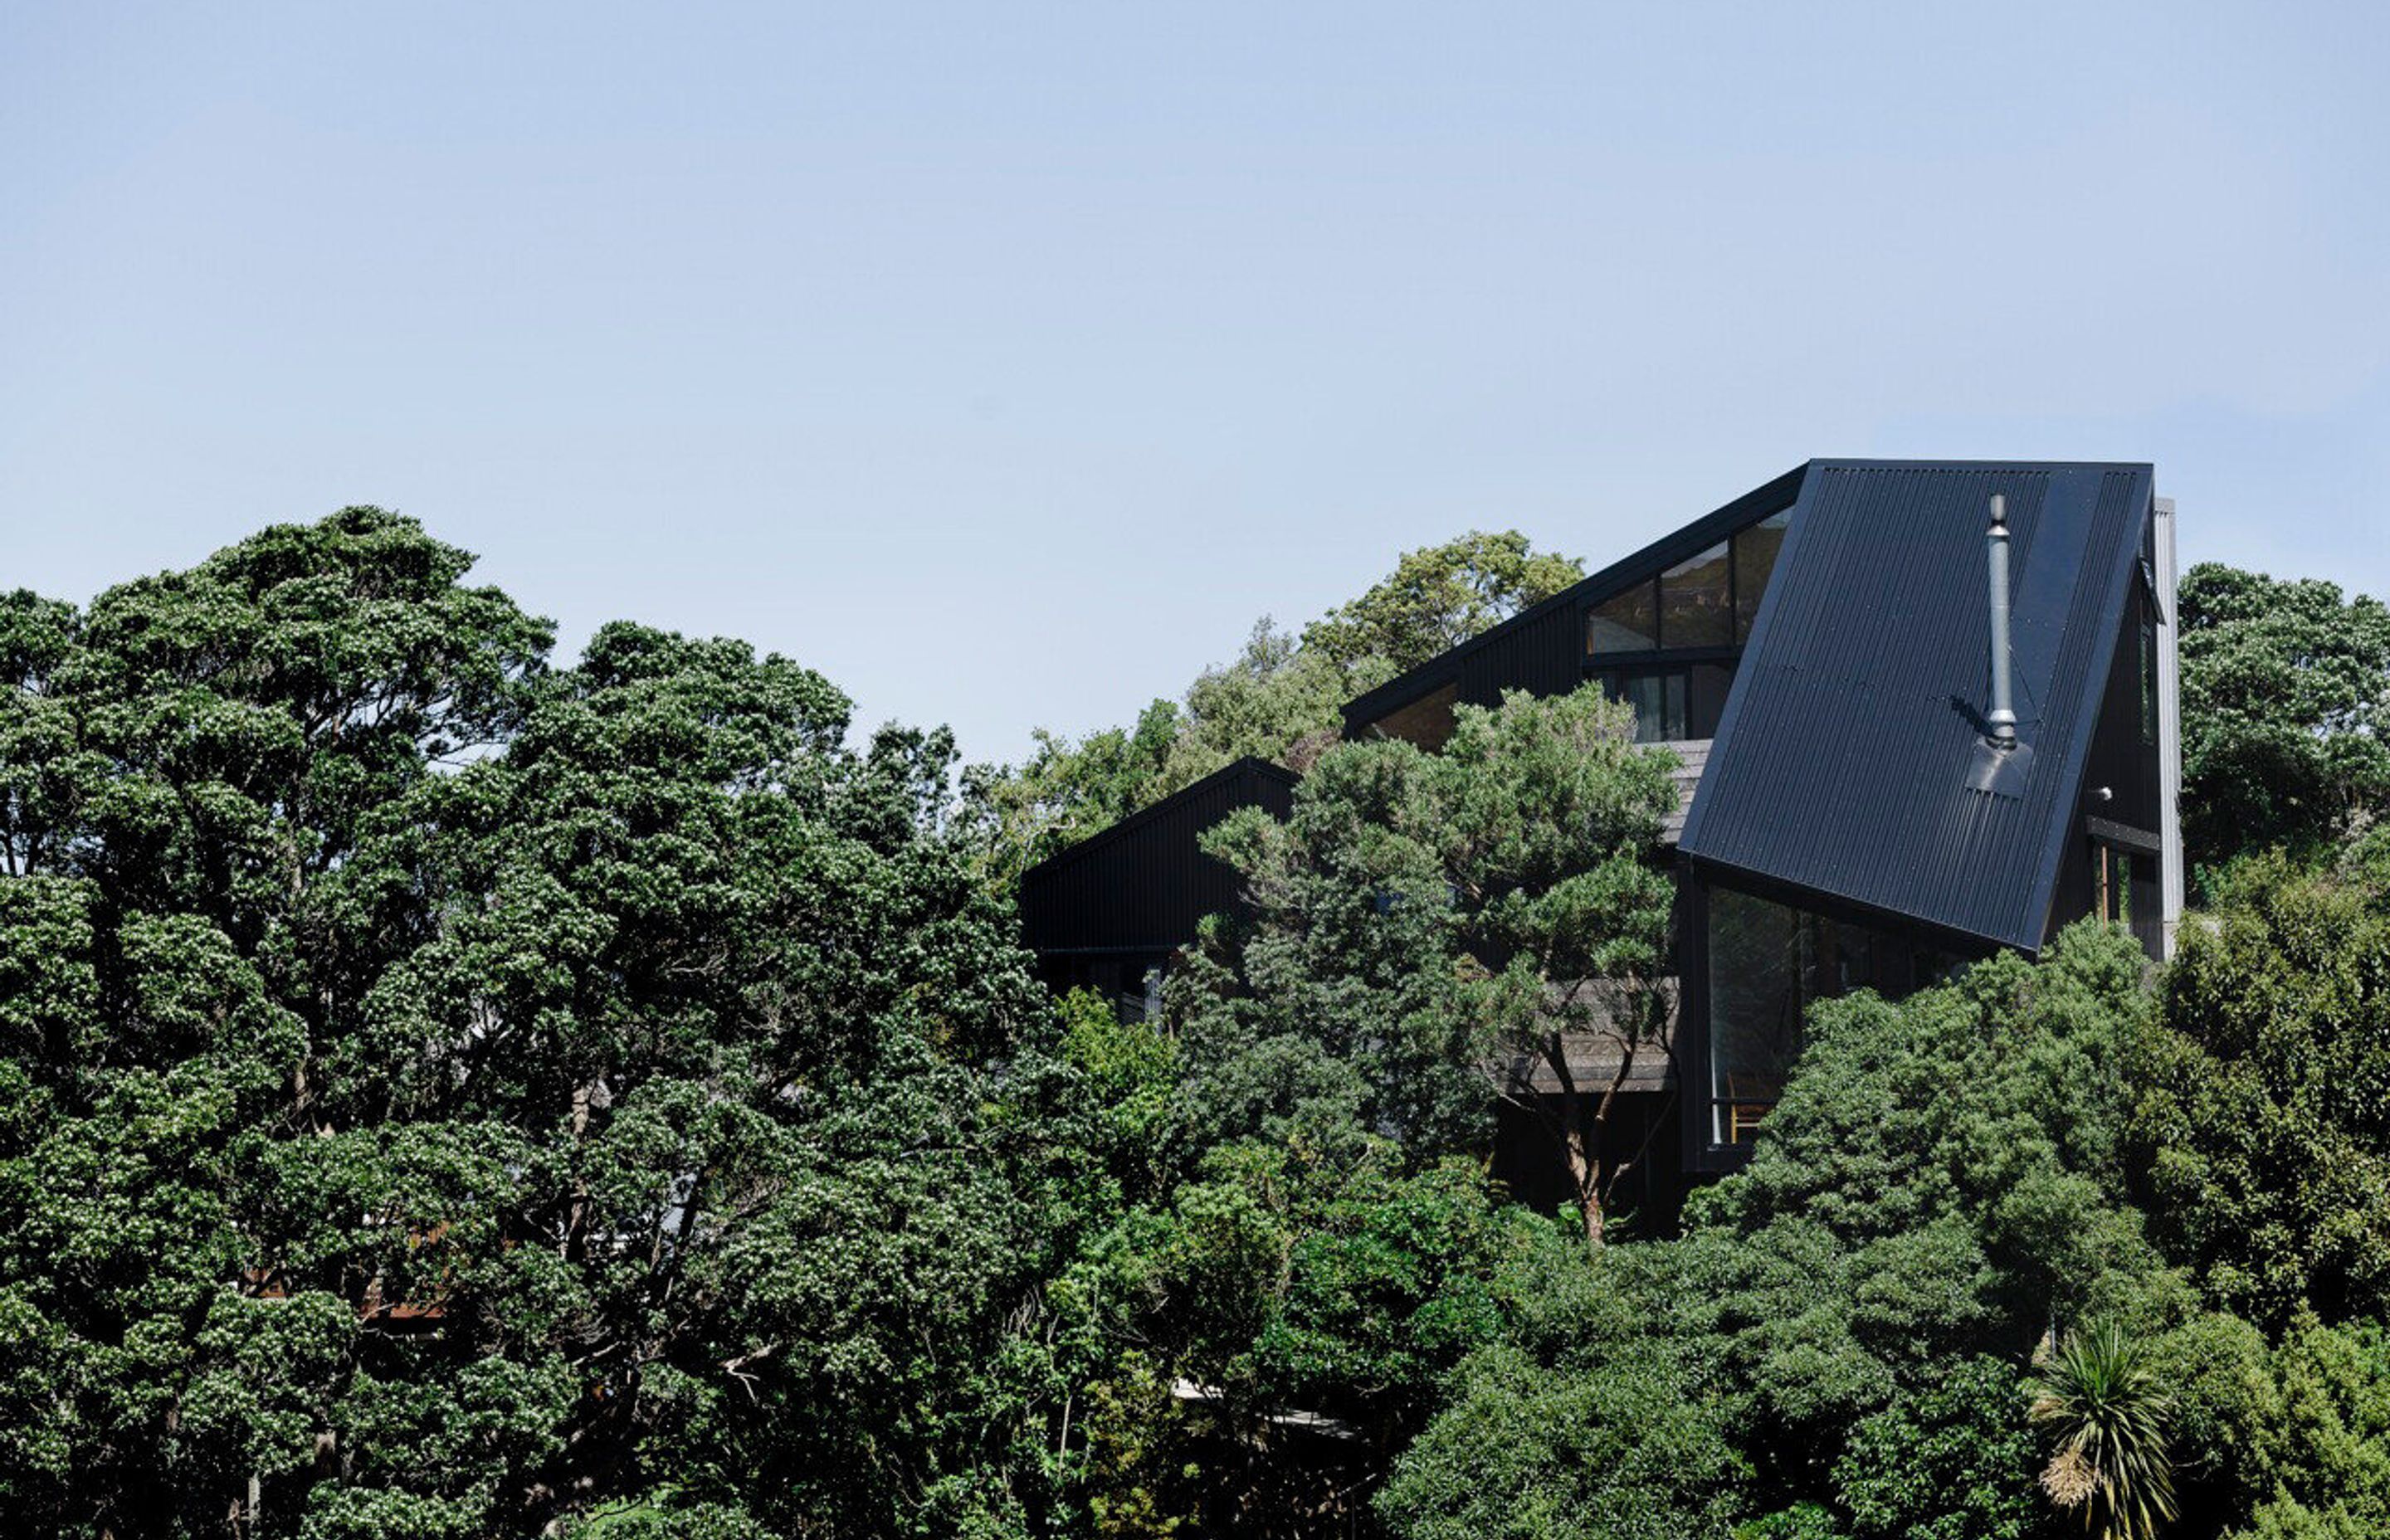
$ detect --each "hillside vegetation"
[2,514,2387,1538]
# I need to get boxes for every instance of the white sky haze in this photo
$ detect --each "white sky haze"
[6,3,2387,763]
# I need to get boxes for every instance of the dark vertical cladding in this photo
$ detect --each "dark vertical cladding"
[2079,573,2165,837]
[1456,597,1583,708]
[1679,461,2156,953]
[2062,562,2169,957]
[1017,758,1300,959]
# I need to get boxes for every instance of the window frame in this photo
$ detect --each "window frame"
[1585,578,1661,655]
[1367,679,1461,751]
[1602,666,1692,743]
[1583,504,1793,660]
[2095,841,2135,927]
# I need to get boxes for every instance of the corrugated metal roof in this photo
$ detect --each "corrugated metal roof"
[1677,461,2154,953]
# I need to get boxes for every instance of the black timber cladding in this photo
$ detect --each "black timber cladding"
[1677,461,2155,953]
[1341,465,1809,736]
[1017,757,1300,958]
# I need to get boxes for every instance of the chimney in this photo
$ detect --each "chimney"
[1964,491,2032,798]
[1986,494,2017,749]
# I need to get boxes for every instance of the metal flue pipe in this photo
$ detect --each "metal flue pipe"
[1986,493,2017,748]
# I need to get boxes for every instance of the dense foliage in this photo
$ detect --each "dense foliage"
[1378,924,2163,1539]
[2127,853,2390,1332]
[959,531,1583,885]
[2027,1323,2177,1540]
[0,514,1087,1535]
[2177,563,2390,881]
[1182,683,1678,1244]
[11,521,2390,1538]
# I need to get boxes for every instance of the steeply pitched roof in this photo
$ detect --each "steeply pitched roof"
[1677,460,2155,953]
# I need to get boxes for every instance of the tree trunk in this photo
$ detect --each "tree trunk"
[1538,1019,1612,1254]
[1565,1119,1604,1250]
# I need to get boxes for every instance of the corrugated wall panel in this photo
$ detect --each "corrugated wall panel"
[1459,598,1585,709]
[1018,758,1299,957]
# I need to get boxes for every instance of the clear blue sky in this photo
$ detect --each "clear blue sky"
[7,4,2386,766]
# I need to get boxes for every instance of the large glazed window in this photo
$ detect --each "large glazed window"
[1706,885,1910,1146]
[1587,506,1793,657]
[1369,680,1460,750]
[1586,581,1659,653]
[1707,888,1809,1146]
[1732,510,1792,642]
[1660,542,1733,648]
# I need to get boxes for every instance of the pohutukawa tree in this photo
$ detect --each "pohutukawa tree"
[0,510,1085,1537]
[2175,562,2390,878]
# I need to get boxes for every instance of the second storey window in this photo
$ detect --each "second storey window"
[1586,580,1659,652]
[1368,680,1459,750]
[1607,670,1688,742]
[1660,543,1732,647]
[1733,510,1792,642]
[1585,505,1794,657]
[1706,885,1914,1148]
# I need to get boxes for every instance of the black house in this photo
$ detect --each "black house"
[1019,460,2183,1193]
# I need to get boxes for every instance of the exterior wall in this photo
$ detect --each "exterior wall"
[1017,758,1299,967]
[1493,1093,1687,1232]
[1039,951,1172,1022]
[1454,597,1590,713]
[2154,497,2186,954]
[2046,529,2168,958]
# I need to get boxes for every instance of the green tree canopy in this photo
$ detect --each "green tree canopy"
[968,682,1680,1533]
[2177,563,2390,879]
[1663,924,2166,1494]
[2126,853,2390,1333]
[961,531,1583,884]
[1177,683,1677,1245]
[1299,530,1586,675]
[23,513,2390,1540]
[1378,924,2166,1540]
[0,512,1103,1537]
